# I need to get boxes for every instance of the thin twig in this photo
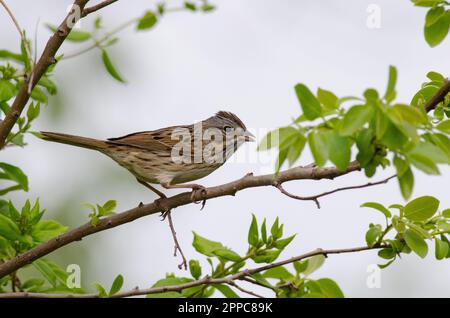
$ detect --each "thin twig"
[277,175,396,209]
[81,0,119,17]
[62,5,186,60]
[0,244,386,298]
[0,0,22,38]
[227,281,265,298]
[166,211,187,270]
[0,0,33,85]
[240,276,277,291]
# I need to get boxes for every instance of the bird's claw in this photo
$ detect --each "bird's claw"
[190,186,207,210]
[154,197,170,221]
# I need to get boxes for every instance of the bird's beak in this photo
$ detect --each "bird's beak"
[244,131,256,142]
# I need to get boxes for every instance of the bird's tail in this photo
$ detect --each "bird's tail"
[39,131,109,151]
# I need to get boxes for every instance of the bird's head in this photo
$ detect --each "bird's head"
[203,111,255,143]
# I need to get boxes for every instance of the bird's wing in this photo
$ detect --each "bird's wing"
[106,125,192,151]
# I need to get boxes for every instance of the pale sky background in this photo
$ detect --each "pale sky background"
[2,0,450,297]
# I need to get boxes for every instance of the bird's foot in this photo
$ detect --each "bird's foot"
[154,195,171,221]
[190,185,207,210]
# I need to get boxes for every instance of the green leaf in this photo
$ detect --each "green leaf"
[442,208,450,218]
[327,131,351,171]
[214,284,240,298]
[356,128,375,167]
[184,2,197,11]
[303,255,325,275]
[261,218,267,244]
[147,277,192,298]
[38,77,57,95]
[393,155,409,177]
[46,24,91,42]
[425,6,446,26]
[436,120,450,133]
[293,260,308,273]
[340,105,373,136]
[21,278,45,291]
[287,135,306,166]
[398,168,414,200]
[388,104,428,126]
[365,224,382,247]
[101,50,125,83]
[427,71,445,83]
[0,79,16,102]
[94,283,108,297]
[109,274,124,296]
[257,126,297,151]
[404,195,439,222]
[0,213,22,241]
[409,141,450,164]
[100,200,116,216]
[378,248,396,259]
[189,260,202,279]
[435,238,449,260]
[0,162,28,192]
[248,214,259,247]
[295,83,323,120]
[30,86,48,104]
[412,0,446,7]
[404,229,428,258]
[316,278,344,298]
[361,202,392,218]
[378,258,396,269]
[252,249,281,263]
[0,50,24,63]
[409,153,440,174]
[137,11,158,30]
[274,234,296,250]
[317,88,338,111]
[270,217,283,240]
[384,65,397,103]
[381,121,408,150]
[26,102,41,122]
[308,130,329,166]
[262,266,294,280]
[364,88,379,102]
[424,10,450,47]
[33,258,68,287]
[192,232,241,261]
[31,220,68,243]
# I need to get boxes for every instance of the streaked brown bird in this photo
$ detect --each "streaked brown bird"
[39,111,255,201]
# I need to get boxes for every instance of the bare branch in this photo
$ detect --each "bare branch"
[81,0,118,17]
[0,161,361,278]
[0,0,23,39]
[227,281,265,298]
[0,244,385,298]
[276,175,396,209]
[166,212,188,270]
[425,79,450,112]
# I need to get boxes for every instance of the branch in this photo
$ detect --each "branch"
[425,79,450,112]
[0,244,385,298]
[81,0,118,17]
[166,212,188,270]
[0,161,361,278]
[0,0,23,39]
[0,0,118,149]
[276,175,396,209]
